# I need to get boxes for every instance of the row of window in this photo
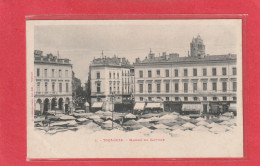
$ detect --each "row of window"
[139,96,237,102]
[139,67,237,78]
[139,82,237,93]
[36,82,69,93]
[36,68,69,78]
[109,86,130,94]
[96,82,131,94]
[96,70,131,79]
[109,80,130,86]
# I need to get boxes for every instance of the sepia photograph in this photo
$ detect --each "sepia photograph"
[26,19,243,158]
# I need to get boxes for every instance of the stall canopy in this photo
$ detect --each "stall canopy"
[182,104,202,111]
[125,113,136,119]
[229,103,237,112]
[146,103,163,109]
[92,102,103,108]
[134,102,145,110]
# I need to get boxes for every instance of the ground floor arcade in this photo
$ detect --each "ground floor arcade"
[34,96,73,116]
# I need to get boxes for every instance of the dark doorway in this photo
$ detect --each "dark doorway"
[163,102,182,113]
[43,98,49,114]
[65,104,69,114]
[203,104,207,113]
[51,98,57,110]
[35,99,42,116]
[65,98,70,114]
[58,98,63,110]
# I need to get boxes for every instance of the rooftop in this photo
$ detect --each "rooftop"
[34,50,71,65]
[90,55,131,67]
[134,53,237,65]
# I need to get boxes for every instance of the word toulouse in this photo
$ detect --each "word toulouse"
[102,138,165,142]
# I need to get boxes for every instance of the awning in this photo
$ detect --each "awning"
[125,113,136,119]
[134,102,145,110]
[182,104,202,111]
[92,102,103,108]
[146,103,163,109]
[84,102,90,107]
[229,103,237,112]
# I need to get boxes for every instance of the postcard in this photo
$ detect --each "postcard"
[26,19,243,159]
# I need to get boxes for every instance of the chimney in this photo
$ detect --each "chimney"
[148,53,154,59]
[162,52,166,59]
[148,49,155,59]
[122,57,126,63]
[101,50,104,59]
[162,52,166,56]
[34,50,43,56]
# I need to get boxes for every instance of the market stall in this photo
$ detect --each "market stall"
[91,102,103,112]
[145,102,163,113]
[133,102,146,114]
[182,104,202,115]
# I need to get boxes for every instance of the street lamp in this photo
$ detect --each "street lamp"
[111,92,115,129]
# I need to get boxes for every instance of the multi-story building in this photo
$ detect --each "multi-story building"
[90,54,133,111]
[130,67,135,99]
[34,50,73,115]
[133,35,237,113]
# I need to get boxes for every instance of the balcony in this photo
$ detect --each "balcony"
[34,91,72,96]
[34,76,72,80]
[91,92,105,96]
[184,90,236,95]
[34,57,71,64]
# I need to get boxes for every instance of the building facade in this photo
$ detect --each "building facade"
[90,54,133,111]
[133,36,237,113]
[34,50,73,115]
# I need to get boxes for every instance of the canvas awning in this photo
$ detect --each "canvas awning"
[125,113,136,119]
[182,104,202,111]
[146,103,162,109]
[134,102,145,110]
[229,103,237,112]
[84,102,90,107]
[92,102,103,108]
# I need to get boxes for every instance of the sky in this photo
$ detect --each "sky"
[34,20,242,83]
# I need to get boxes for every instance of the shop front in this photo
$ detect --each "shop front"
[114,101,133,113]
[145,102,163,113]
[133,102,146,114]
[182,103,202,115]
[229,103,237,116]
[91,102,103,112]
[163,101,182,113]
[209,101,230,116]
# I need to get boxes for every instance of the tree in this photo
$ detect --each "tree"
[72,71,86,107]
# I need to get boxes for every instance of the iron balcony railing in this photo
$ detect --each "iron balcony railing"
[135,89,237,94]
[34,57,70,64]
[34,91,72,96]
